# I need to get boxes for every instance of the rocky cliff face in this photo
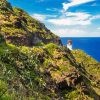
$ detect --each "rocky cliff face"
[0,0,61,46]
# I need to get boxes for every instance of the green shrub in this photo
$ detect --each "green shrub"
[35,42,45,46]
[44,43,59,54]
[45,43,58,50]
[0,34,5,44]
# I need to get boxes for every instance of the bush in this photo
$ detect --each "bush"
[44,43,59,54]
[45,43,58,50]
[0,34,5,44]
[35,42,45,46]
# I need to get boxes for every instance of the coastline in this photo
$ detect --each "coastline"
[61,37,100,62]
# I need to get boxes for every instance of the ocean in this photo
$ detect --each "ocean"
[61,37,100,62]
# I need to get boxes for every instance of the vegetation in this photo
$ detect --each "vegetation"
[0,0,60,46]
[0,42,100,100]
[0,0,100,100]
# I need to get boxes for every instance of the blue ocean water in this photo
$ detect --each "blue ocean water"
[61,37,100,62]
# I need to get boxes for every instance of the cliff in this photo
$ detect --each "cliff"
[0,0,61,46]
[0,0,100,100]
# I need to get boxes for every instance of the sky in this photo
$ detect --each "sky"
[8,0,100,37]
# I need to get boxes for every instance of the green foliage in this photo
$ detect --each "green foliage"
[0,1,99,99]
[0,80,7,97]
[0,0,13,14]
[0,0,60,46]
[65,90,79,99]
[1,27,26,37]
[45,43,58,49]
[0,43,100,99]
[44,43,59,54]
[35,42,45,46]
[0,80,16,100]
[0,34,5,44]
[0,43,54,99]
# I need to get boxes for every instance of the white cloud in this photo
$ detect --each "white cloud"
[52,28,100,37]
[97,27,100,30]
[31,13,57,21]
[31,0,100,37]
[50,0,98,26]
[66,12,91,20]
[46,8,59,12]
[48,18,91,25]
[52,28,86,37]
[48,12,100,26]
[90,15,100,20]
[48,12,92,26]
[63,0,95,11]
[31,14,46,21]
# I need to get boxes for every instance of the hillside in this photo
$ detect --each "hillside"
[0,41,100,100]
[0,0,61,46]
[0,0,100,100]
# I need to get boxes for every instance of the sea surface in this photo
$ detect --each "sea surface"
[61,37,100,62]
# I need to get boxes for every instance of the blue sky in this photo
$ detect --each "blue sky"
[8,0,100,37]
